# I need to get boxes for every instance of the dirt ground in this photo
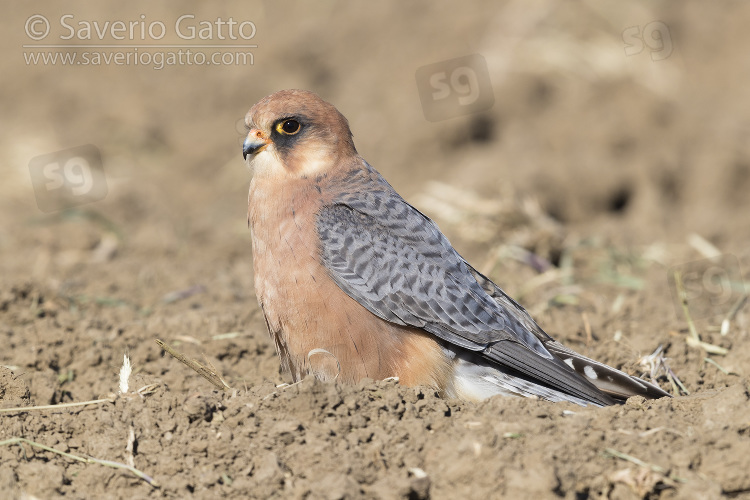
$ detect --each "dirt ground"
[2,1,750,499]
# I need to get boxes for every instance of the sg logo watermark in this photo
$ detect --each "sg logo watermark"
[623,21,673,61]
[28,144,108,213]
[667,255,745,322]
[415,54,494,122]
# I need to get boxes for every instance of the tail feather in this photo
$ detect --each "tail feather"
[544,340,671,400]
[466,263,671,402]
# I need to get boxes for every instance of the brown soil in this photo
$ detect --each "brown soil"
[2,2,750,499]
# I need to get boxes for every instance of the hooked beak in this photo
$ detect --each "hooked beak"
[243,129,271,160]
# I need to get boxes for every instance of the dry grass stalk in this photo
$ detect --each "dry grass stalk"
[0,437,159,487]
[155,339,232,392]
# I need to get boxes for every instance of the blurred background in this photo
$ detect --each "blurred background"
[3,1,750,281]
[1,0,748,388]
[3,3,750,497]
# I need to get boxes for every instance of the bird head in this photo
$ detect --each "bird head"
[243,89,357,178]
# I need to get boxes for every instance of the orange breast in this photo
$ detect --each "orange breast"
[248,175,452,390]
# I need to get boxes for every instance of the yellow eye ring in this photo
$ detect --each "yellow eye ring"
[276,119,301,135]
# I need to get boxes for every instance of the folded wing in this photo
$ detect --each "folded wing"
[317,166,649,406]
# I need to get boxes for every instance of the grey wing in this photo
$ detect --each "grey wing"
[467,265,671,400]
[317,183,614,406]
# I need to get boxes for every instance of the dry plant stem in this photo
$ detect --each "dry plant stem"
[667,372,690,395]
[0,437,159,487]
[666,370,688,395]
[722,293,748,336]
[155,339,232,392]
[137,383,161,396]
[202,354,231,388]
[126,426,136,468]
[727,293,748,320]
[0,397,114,415]
[673,271,699,341]
[639,345,688,395]
[262,379,304,400]
[685,336,728,355]
[212,332,244,340]
[703,357,733,375]
[604,447,685,483]
[581,312,593,346]
[673,271,729,355]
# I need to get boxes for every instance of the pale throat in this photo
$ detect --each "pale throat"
[248,144,336,182]
[248,151,327,231]
[247,147,287,181]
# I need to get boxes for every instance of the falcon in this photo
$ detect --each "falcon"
[242,89,669,406]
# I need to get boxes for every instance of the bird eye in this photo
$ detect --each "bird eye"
[276,119,301,135]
